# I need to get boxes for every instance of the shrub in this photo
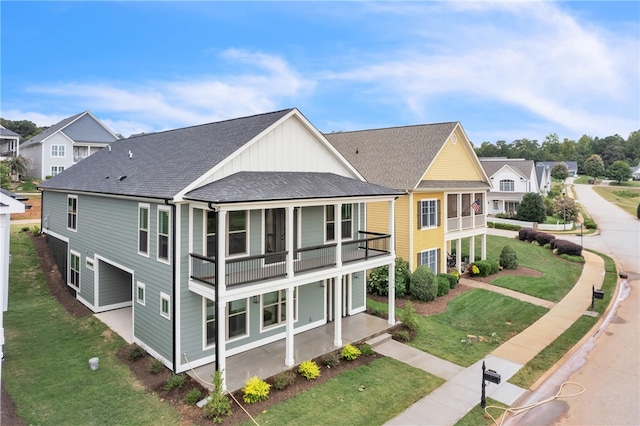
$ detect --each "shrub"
[185,389,202,406]
[637,203,640,219]
[450,270,460,287]
[554,239,582,256]
[298,360,321,380]
[21,226,29,232]
[398,301,418,331]
[499,245,518,270]
[149,358,165,374]
[437,275,450,296]
[243,376,271,404]
[470,264,480,276]
[534,232,555,247]
[438,272,458,290]
[560,254,585,263]
[203,370,232,423]
[409,265,437,302]
[358,343,374,356]
[31,225,40,236]
[366,258,411,297]
[341,344,362,361]
[493,222,521,231]
[320,352,341,368]
[489,259,500,274]
[272,370,297,390]
[584,218,597,230]
[394,329,410,342]
[472,260,492,277]
[517,192,547,223]
[163,374,186,391]
[518,227,536,242]
[127,345,146,362]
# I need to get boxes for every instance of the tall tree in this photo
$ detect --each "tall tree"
[0,118,38,139]
[474,141,501,158]
[584,154,605,182]
[517,193,547,223]
[607,160,632,183]
[624,130,640,165]
[550,163,569,181]
[559,138,576,161]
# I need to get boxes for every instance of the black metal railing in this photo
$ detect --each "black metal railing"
[294,243,337,273]
[226,251,288,286]
[342,231,391,263]
[190,253,216,285]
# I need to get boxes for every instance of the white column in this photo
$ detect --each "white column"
[333,275,343,347]
[482,233,487,260]
[388,198,396,325]
[335,203,342,267]
[286,206,295,278]
[469,235,475,264]
[285,286,295,366]
[456,238,462,273]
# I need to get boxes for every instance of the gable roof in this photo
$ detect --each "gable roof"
[479,158,535,180]
[20,111,119,148]
[39,109,295,199]
[324,122,462,189]
[184,171,401,204]
[0,126,20,139]
[536,161,578,171]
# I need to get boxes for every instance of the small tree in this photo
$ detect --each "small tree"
[552,195,579,223]
[584,154,605,183]
[6,155,30,180]
[409,265,437,302]
[550,163,569,182]
[607,160,632,184]
[516,193,547,223]
[499,245,518,270]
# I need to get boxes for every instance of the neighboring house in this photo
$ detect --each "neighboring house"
[536,161,578,177]
[535,163,552,196]
[630,162,640,180]
[325,122,491,273]
[1,189,27,379]
[38,108,401,389]
[480,158,538,216]
[20,111,120,180]
[0,125,21,160]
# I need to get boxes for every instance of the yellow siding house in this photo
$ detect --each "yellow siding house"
[326,122,491,274]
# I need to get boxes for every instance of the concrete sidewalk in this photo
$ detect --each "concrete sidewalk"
[371,249,605,426]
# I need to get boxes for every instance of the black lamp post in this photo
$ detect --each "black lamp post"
[562,187,566,231]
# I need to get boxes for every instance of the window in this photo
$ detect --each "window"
[69,251,80,289]
[206,211,217,257]
[419,199,438,229]
[500,179,515,192]
[138,204,149,255]
[228,210,247,256]
[136,282,145,306]
[505,201,519,214]
[51,145,65,157]
[51,165,65,176]
[493,200,499,211]
[160,292,170,319]
[67,196,77,230]
[326,204,353,241]
[262,288,297,328]
[418,248,439,274]
[205,298,215,346]
[227,299,247,340]
[158,208,170,261]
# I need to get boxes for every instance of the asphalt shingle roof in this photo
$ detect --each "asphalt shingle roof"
[39,109,294,199]
[324,122,458,189]
[184,171,402,204]
[20,112,86,148]
[479,158,534,180]
[0,127,20,138]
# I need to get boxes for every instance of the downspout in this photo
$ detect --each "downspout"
[165,199,177,371]
[208,202,220,372]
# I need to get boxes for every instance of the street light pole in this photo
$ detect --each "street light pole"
[562,187,566,231]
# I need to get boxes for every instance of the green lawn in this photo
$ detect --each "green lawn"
[240,357,444,426]
[592,185,640,216]
[4,227,181,425]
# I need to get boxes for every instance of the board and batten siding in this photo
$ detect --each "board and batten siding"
[41,190,175,363]
[421,130,484,182]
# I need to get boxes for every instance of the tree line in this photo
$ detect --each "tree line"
[473,131,640,173]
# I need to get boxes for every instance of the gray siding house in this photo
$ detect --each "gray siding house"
[38,108,400,389]
[21,111,120,180]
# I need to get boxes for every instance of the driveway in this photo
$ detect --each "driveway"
[506,183,639,425]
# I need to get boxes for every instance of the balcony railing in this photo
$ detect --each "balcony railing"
[190,231,391,288]
[447,214,485,231]
[0,151,16,158]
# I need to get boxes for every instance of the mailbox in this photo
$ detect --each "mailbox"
[483,369,501,384]
[593,289,604,299]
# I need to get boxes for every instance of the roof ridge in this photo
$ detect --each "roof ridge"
[324,121,458,135]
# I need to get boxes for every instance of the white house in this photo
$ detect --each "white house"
[0,125,21,161]
[20,111,120,180]
[480,158,539,216]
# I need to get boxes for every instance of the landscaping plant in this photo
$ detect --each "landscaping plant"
[409,265,437,301]
[243,376,271,404]
[298,360,321,380]
[341,344,362,361]
[499,245,518,270]
[203,370,232,423]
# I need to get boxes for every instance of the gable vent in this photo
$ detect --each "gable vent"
[118,175,127,182]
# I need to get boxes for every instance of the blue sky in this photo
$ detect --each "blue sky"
[1,1,638,144]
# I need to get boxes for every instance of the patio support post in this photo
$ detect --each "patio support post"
[481,233,487,261]
[388,198,396,325]
[285,285,295,366]
[456,238,462,273]
[333,203,342,347]
[216,210,227,390]
[286,206,294,279]
[333,275,343,347]
[469,235,476,264]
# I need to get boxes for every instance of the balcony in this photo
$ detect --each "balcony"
[447,214,486,232]
[0,151,16,158]
[190,231,391,288]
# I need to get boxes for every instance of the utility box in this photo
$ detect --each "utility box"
[484,369,501,384]
[593,289,604,299]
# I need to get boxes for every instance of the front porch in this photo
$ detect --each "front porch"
[189,313,392,393]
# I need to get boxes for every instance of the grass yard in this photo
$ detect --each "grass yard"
[239,358,444,426]
[455,398,509,426]
[4,227,181,425]
[592,184,640,217]
[410,289,548,366]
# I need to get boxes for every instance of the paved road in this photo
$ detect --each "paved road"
[506,183,640,425]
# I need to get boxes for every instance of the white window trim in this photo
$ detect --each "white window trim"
[420,199,438,229]
[226,298,249,341]
[325,204,354,242]
[160,292,170,319]
[51,144,66,157]
[419,248,439,274]
[204,298,215,349]
[260,288,298,331]
[136,282,146,306]
[68,250,81,290]
[138,203,150,257]
[67,195,78,232]
[226,210,248,258]
[157,206,171,264]
[499,179,515,192]
[51,165,65,176]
